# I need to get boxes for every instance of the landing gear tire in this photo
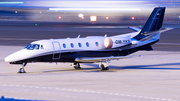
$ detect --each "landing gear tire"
[18,62,27,73]
[72,63,81,69]
[18,68,26,73]
[100,64,109,71]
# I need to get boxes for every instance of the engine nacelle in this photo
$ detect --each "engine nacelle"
[104,37,113,49]
[104,37,132,49]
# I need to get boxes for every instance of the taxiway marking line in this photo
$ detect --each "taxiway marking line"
[1,89,108,101]
[0,83,178,101]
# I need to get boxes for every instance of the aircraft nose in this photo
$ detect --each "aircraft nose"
[4,54,18,62]
[4,56,10,62]
[4,52,21,62]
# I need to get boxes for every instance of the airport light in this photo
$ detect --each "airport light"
[106,17,109,20]
[131,17,135,20]
[90,16,97,22]
[81,16,84,19]
[78,13,83,18]
[58,16,61,19]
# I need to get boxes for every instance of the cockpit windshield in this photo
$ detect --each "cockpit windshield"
[24,44,44,50]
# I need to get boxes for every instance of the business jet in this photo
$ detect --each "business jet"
[5,7,171,73]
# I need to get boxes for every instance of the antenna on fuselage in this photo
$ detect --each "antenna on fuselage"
[77,35,80,38]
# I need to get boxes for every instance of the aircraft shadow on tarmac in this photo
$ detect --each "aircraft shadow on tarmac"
[84,62,180,70]
[41,68,101,73]
[27,62,180,74]
[26,67,101,74]
[0,96,43,101]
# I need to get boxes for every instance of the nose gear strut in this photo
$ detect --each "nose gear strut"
[18,62,27,73]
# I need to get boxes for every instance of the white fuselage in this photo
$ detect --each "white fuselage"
[5,33,137,63]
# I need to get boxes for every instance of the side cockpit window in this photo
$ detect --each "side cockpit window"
[35,45,40,50]
[41,45,44,49]
[24,44,44,50]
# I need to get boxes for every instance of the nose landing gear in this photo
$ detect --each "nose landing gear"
[18,62,27,73]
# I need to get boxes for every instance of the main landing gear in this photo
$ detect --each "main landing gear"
[72,63,81,69]
[71,62,109,71]
[99,62,109,71]
[18,62,27,73]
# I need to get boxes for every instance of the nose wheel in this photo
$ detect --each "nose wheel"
[18,62,27,73]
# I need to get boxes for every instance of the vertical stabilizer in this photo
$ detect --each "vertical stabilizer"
[133,7,166,40]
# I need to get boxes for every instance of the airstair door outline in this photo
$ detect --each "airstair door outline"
[52,42,61,60]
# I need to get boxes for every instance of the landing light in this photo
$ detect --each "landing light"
[106,17,109,20]
[58,16,61,19]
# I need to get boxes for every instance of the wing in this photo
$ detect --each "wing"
[75,55,140,63]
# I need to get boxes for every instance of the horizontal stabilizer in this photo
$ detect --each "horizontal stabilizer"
[128,27,141,32]
[158,28,173,33]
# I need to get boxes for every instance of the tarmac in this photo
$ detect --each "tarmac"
[0,21,180,101]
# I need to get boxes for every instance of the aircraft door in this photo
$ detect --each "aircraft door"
[52,41,61,60]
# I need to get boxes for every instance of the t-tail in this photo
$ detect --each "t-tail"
[133,7,166,40]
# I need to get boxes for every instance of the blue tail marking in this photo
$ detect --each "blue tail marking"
[133,7,166,40]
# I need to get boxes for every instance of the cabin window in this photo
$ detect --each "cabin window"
[78,43,82,47]
[95,42,99,46]
[86,42,89,47]
[70,43,74,48]
[63,43,66,48]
